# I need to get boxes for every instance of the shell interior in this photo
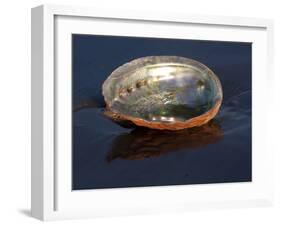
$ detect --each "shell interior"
[102,56,222,124]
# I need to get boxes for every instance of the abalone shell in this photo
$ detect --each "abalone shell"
[102,56,223,130]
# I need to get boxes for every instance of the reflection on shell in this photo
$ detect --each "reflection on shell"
[102,56,223,130]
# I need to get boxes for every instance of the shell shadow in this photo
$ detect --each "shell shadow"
[106,120,223,161]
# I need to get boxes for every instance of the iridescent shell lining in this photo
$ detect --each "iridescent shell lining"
[102,56,223,130]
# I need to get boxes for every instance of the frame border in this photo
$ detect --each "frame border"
[31,4,274,221]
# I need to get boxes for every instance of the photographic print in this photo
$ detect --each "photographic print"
[72,34,252,190]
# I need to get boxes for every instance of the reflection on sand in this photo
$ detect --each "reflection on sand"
[107,120,223,161]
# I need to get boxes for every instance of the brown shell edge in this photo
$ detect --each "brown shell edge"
[104,99,222,130]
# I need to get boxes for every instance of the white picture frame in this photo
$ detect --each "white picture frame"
[31,4,274,221]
